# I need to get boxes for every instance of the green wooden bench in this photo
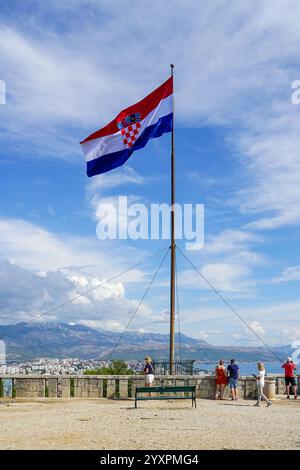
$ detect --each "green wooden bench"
[135,385,196,408]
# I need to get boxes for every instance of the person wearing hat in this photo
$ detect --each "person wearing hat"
[282,357,297,399]
[143,356,155,388]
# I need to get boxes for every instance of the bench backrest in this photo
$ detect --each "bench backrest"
[136,386,195,394]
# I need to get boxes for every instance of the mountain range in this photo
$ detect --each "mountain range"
[0,322,290,362]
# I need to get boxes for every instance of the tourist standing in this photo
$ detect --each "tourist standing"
[282,357,297,399]
[227,359,239,400]
[143,356,155,388]
[215,360,227,400]
[254,362,272,407]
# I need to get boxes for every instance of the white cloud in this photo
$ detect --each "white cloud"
[267,265,300,284]
[194,331,209,341]
[86,167,145,197]
[47,205,55,216]
[0,258,153,330]
[1,1,300,342]
[1,1,300,159]
[201,229,265,267]
[168,300,300,345]
[173,228,266,296]
[247,301,300,322]
[151,308,169,324]
[235,113,300,231]
[204,230,262,255]
[0,217,167,329]
[248,321,266,337]
[85,166,146,228]
[1,1,300,244]
[231,333,243,340]
[0,217,149,284]
[283,327,300,343]
[178,263,253,293]
[201,263,253,292]
[68,273,125,302]
[79,319,124,332]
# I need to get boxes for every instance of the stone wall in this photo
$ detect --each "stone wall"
[13,377,45,398]
[0,374,296,400]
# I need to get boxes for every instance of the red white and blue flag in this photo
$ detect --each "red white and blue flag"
[80,77,173,177]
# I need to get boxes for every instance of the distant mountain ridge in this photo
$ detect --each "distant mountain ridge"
[0,321,291,362]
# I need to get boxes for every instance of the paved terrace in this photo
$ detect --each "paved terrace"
[0,397,299,450]
[0,374,299,449]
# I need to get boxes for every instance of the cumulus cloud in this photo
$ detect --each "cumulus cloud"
[236,114,300,231]
[0,217,147,283]
[200,229,266,268]
[248,321,266,337]
[170,300,300,346]
[0,217,167,330]
[1,1,300,342]
[0,258,153,330]
[267,265,300,284]
[1,0,300,244]
[1,1,300,159]
[1,1,300,252]
[0,259,73,322]
[86,167,145,198]
[177,263,254,293]
[194,331,209,341]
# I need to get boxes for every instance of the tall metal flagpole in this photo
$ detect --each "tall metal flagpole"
[169,64,176,375]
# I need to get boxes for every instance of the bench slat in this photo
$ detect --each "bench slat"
[136,386,195,393]
[136,396,194,401]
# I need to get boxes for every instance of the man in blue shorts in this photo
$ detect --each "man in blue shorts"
[227,359,239,401]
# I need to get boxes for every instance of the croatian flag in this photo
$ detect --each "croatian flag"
[80,77,173,177]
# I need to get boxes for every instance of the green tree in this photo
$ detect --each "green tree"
[84,360,134,375]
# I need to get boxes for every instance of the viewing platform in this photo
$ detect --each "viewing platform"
[0,393,299,450]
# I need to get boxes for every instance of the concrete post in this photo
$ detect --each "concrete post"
[47,378,58,397]
[119,379,129,399]
[106,379,115,399]
[57,378,70,398]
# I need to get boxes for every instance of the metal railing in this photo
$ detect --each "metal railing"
[152,360,195,375]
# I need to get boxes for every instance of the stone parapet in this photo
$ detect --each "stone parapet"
[0,374,297,400]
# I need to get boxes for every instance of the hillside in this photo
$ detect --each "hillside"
[0,322,290,362]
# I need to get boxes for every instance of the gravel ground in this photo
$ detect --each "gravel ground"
[0,397,299,450]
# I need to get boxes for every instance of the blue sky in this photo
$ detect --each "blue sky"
[0,0,300,347]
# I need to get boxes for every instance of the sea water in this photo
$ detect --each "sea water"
[195,361,284,376]
[2,378,12,397]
